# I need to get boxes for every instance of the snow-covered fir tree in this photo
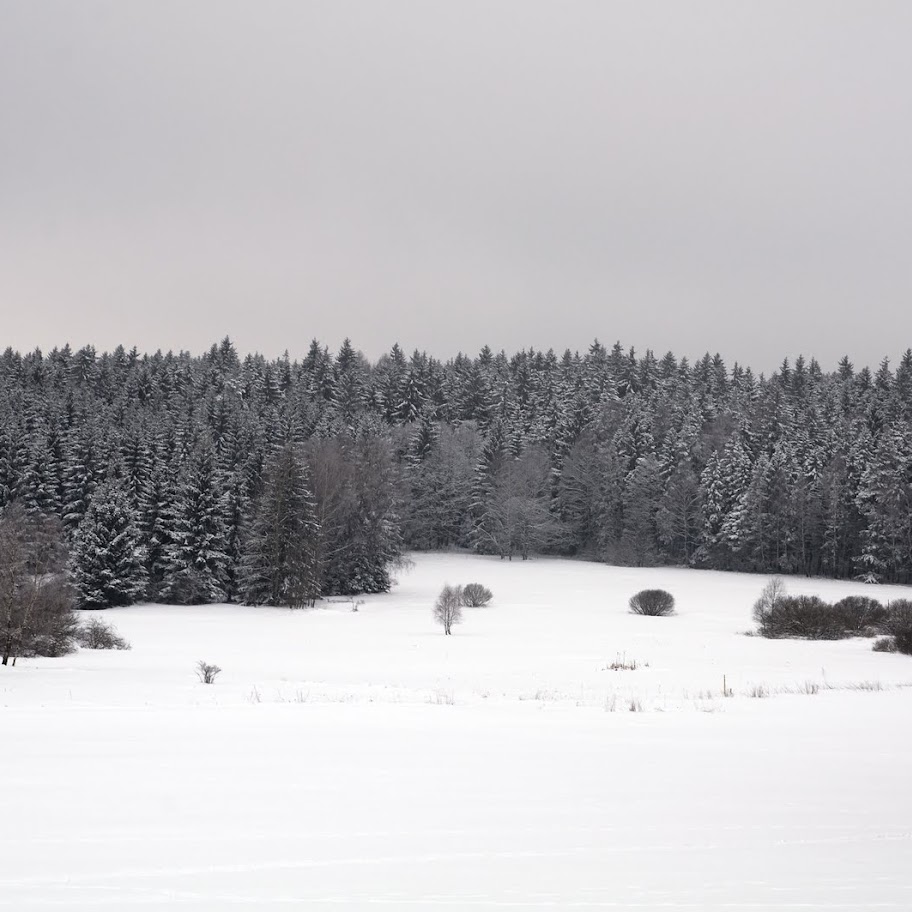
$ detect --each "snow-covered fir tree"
[239,445,320,607]
[1,336,911,594]
[70,480,147,608]
[160,445,231,604]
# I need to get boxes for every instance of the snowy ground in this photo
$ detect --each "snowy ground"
[3,553,912,909]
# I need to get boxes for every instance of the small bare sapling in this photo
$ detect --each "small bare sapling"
[434,584,464,635]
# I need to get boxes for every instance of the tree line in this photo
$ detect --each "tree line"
[0,336,910,611]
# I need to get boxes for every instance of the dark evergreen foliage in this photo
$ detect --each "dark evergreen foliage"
[71,480,148,609]
[239,445,320,607]
[160,445,230,605]
[2,337,912,606]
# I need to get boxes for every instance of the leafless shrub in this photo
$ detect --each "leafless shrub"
[832,595,888,636]
[461,583,493,607]
[629,589,675,616]
[748,683,769,698]
[77,616,131,650]
[884,600,912,655]
[755,594,843,640]
[801,680,820,695]
[754,584,889,641]
[872,636,898,653]
[628,697,643,712]
[196,660,222,684]
[434,584,463,635]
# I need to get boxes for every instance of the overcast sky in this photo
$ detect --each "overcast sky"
[2,1,911,372]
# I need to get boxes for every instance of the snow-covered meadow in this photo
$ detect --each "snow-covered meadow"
[3,553,912,909]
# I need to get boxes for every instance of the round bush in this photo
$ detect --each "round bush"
[884,600,912,655]
[461,583,493,607]
[832,595,887,635]
[629,589,675,616]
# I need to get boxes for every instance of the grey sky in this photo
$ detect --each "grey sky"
[2,1,911,373]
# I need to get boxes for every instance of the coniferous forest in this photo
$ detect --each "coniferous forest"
[1,337,911,609]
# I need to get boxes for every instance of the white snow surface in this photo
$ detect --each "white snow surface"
[2,552,912,910]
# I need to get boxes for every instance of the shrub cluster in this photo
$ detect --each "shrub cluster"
[629,589,675,616]
[752,581,911,654]
[755,594,850,640]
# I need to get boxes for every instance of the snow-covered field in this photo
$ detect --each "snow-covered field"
[3,553,912,909]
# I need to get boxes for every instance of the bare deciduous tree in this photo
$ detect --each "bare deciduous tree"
[1,504,74,666]
[475,448,568,561]
[434,584,463,635]
[751,577,786,625]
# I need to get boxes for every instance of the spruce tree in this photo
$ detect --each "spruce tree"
[621,455,663,565]
[71,480,147,608]
[240,446,320,607]
[657,463,702,563]
[138,461,174,601]
[161,446,230,604]
[855,422,912,583]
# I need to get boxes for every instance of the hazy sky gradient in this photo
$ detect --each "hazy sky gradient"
[2,1,911,372]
